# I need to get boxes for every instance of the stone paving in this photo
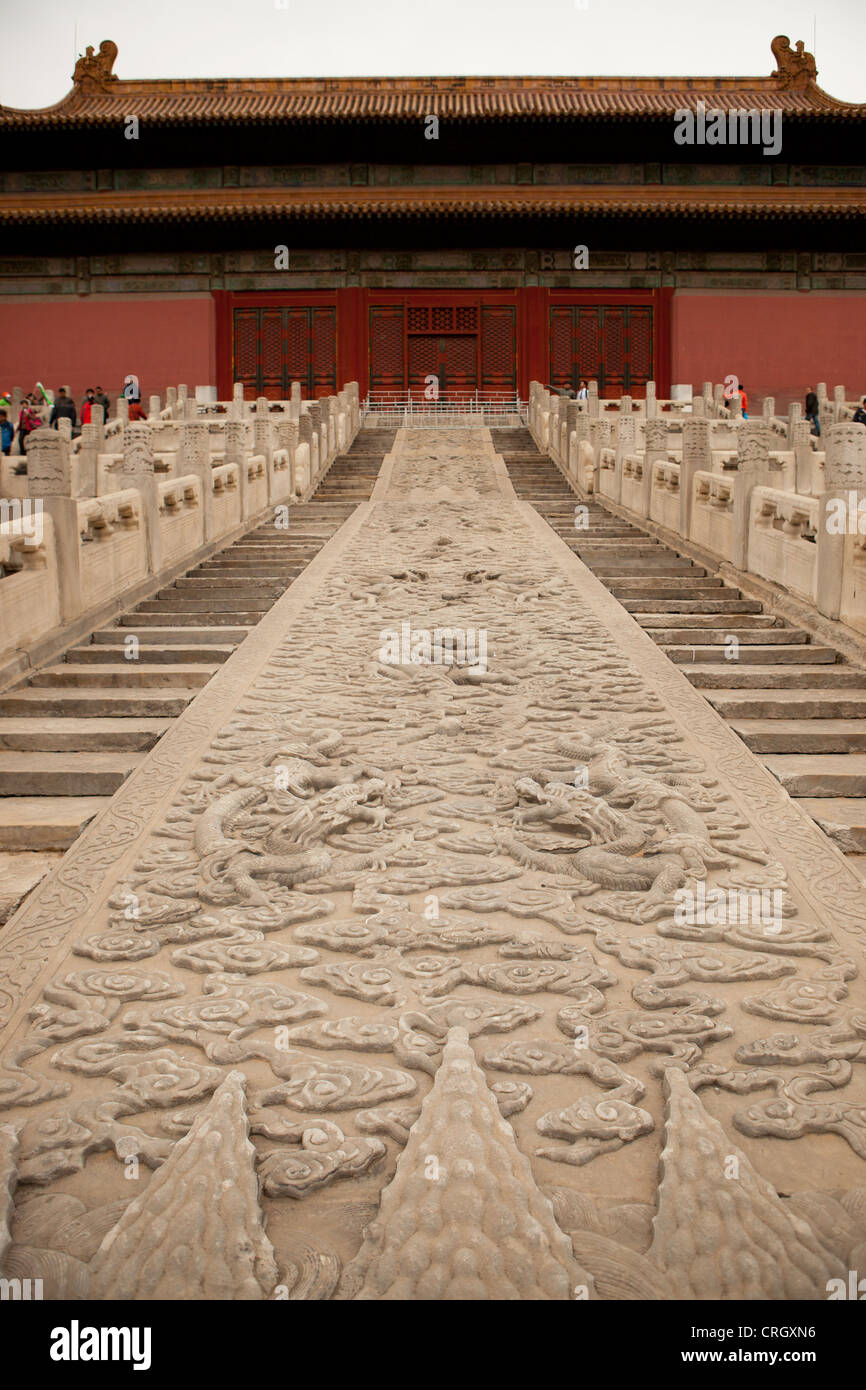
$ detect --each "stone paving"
[0,429,865,1300]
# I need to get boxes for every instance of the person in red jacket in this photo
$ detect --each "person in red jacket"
[80,387,97,425]
[127,397,147,421]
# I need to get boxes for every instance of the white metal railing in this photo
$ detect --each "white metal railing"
[362,392,527,429]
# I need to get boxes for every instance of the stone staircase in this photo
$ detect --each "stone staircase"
[0,429,393,921]
[493,428,866,876]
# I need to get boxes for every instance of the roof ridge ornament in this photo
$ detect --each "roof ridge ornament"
[72,39,119,95]
[771,34,817,90]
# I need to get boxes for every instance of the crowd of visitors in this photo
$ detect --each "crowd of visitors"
[0,385,148,466]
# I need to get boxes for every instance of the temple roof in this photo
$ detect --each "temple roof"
[1,184,862,225]
[2,35,863,126]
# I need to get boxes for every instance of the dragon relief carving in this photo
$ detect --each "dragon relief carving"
[0,429,864,1299]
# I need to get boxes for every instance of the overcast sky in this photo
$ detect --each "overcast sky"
[2,0,864,110]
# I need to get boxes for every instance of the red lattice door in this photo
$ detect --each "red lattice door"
[232,306,336,398]
[480,306,516,397]
[549,305,654,396]
[370,306,405,391]
[440,336,477,394]
[407,335,440,397]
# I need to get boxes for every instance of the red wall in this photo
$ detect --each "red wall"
[672,292,866,411]
[0,296,216,407]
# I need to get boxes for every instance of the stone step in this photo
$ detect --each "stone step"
[610,584,726,601]
[121,610,267,627]
[0,750,144,796]
[66,643,236,665]
[663,644,836,665]
[730,718,866,754]
[634,613,778,630]
[0,716,170,752]
[138,597,272,613]
[584,561,700,576]
[621,598,763,614]
[0,688,193,717]
[0,849,64,924]
[706,690,866,719]
[794,798,866,853]
[0,796,110,850]
[762,754,866,797]
[608,575,723,589]
[170,578,286,595]
[645,627,805,645]
[26,664,217,689]
[92,626,252,645]
[191,560,305,573]
[685,665,864,690]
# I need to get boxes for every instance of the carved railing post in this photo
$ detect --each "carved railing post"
[119,422,163,573]
[224,415,249,519]
[179,421,213,543]
[732,422,768,571]
[614,397,635,506]
[787,400,803,447]
[817,382,832,439]
[254,397,274,500]
[306,401,324,481]
[792,419,814,495]
[817,424,866,620]
[26,426,82,621]
[680,417,711,540]
[643,418,668,519]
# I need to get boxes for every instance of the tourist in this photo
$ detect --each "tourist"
[94,384,110,416]
[805,387,821,435]
[0,410,13,455]
[80,387,97,425]
[576,379,589,400]
[127,396,147,421]
[16,394,41,455]
[854,396,866,427]
[49,387,77,430]
[738,382,749,418]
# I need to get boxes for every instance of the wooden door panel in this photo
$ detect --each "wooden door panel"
[549,305,654,396]
[481,306,516,395]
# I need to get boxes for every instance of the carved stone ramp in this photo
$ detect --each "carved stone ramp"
[495,431,866,877]
[0,430,391,921]
[0,427,863,1301]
